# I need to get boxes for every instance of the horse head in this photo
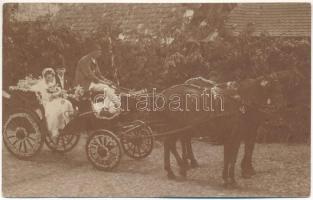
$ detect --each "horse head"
[237,69,305,112]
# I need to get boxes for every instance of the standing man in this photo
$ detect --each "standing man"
[55,66,71,90]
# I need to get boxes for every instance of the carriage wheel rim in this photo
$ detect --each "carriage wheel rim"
[122,125,154,159]
[45,133,80,152]
[87,130,121,170]
[3,113,42,157]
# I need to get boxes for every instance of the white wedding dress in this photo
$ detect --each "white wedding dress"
[31,79,74,137]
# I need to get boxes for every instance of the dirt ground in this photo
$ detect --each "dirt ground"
[2,136,310,197]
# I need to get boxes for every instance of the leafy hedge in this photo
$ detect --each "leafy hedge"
[3,6,310,143]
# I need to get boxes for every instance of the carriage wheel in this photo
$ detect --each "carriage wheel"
[86,130,122,171]
[121,125,154,160]
[45,133,80,153]
[3,111,45,160]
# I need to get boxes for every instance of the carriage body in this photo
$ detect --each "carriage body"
[3,88,47,159]
[3,86,154,170]
[4,88,44,119]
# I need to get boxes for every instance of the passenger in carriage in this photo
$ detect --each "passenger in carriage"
[55,66,71,90]
[74,44,121,114]
[31,68,74,139]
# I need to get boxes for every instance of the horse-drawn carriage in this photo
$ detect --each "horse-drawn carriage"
[3,69,300,186]
[3,79,154,171]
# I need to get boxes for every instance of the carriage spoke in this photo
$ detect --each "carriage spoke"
[138,145,142,155]
[131,144,136,155]
[89,143,99,149]
[87,131,122,170]
[7,135,17,140]
[131,143,137,152]
[12,139,19,146]
[96,137,101,146]
[103,136,108,146]
[126,142,134,152]
[95,156,103,164]
[25,138,34,149]
[46,132,80,153]
[6,130,17,136]
[55,135,61,145]
[22,140,28,153]
[121,125,153,159]
[135,144,140,154]
[61,136,66,150]
[28,131,38,136]
[65,135,72,143]
[3,112,44,158]
[27,135,37,142]
[18,141,23,152]
[62,135,69,143]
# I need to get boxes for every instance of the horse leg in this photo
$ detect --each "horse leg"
[170,138,188,178]
[222,142,231,186]
[228,138,241,186]
[186,136,199,168]
[241,124,258,178]
[164,139,176,179]
[180,137,189,167]
[222,120,242,187]
[241,139,256,178]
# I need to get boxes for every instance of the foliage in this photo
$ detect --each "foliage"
[3,4,310,142]
[3,17,84,88]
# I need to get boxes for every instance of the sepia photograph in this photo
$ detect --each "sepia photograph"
[2,2,311,197]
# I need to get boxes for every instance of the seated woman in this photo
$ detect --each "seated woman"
[31,68,74,138]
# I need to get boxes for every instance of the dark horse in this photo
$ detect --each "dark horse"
[157,70,302,186]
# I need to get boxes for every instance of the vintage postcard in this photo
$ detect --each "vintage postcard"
[2,2,311,197]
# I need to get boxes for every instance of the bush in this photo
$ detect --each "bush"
[3,5,310,143]
[3,18,84,88]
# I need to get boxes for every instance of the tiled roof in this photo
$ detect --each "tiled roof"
[225,3,311,37]
[15,4,60,21]
[54,4,186,36]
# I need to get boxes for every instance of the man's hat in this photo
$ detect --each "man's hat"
[90,43,102,52]
[55,66,66,70]
[42,67,55,77]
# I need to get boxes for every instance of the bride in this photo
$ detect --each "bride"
[31,68,74,138]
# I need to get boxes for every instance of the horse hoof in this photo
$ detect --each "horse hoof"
[242,170,256,179]
[223,181,229,188]
[167,172,176,180]
[179,169,187,178]
[249,169,256,175]
[190,160,199,168]
[223,179,238,189]
[242,173,252,179]
[227,183,238,189]
[229,179,238,187]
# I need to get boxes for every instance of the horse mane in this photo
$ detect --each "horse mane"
[185,76,217,89]
[185,76,216,84]
[160,83,203,95]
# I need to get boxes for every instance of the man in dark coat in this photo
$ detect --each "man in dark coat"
[74,44,112,90]
[74,44,120,114]
[55,66,71,90]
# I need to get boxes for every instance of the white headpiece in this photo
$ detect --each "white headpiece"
[42,68,55,77]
